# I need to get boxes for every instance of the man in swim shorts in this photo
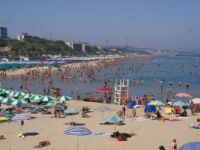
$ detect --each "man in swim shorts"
[55,103,61,118]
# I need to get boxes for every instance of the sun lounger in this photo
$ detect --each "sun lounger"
[29,106,37,114]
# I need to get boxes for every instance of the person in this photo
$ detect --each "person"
[81,110,91,118]
[195,104,200,112]
[170,139,177,150]
[151,111,157,120]
[172,97,175,103]
[173,146,178,150]
[179,81,181,86]
[76,86,78,90]
[144,110,151,118]
[151,95,154,101]
[55,103,61,118]
[122,102,126,116]
[180,109,187,117]
[195,119,200,128]
[185,81,189,88]
[190,101,194,115]
[0,135,6,140]
[170,80,173,85]
[132,107,136,116]
[34,141,50,148]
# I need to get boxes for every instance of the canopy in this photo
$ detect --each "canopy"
[21,94,34,99]
[148,101,164,106]
[55,96,72,102]
[39,96,54,102]
[94,106,111,120]
[97,88,111,92]
[11,100,27,105]
[30,95,42,101]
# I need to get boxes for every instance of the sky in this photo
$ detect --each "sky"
[1,0,200,51]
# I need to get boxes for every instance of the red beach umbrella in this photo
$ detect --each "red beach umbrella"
[97,88,111,92]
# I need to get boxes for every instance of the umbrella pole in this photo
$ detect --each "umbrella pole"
[115,122,116,138]
[102,110,104,121]
[77,136,79,150]
[71,115,73,125]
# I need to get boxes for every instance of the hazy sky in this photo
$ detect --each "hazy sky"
[1,0,200,51]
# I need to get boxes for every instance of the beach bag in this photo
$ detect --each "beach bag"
[161,117,165,121]
[118,135,123,141]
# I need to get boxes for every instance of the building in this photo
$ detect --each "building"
[65,41,91,52]
[158,49,161,54]
[97,46,103,51]
[0,27,7,39]
[18,33,33,41]
[110,48,117,52]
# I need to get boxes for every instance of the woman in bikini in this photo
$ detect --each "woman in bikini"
[34,141,50,148]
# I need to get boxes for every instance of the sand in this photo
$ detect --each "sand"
[1,100,199,150]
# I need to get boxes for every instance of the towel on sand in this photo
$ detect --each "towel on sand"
[178,116,189,119]
[92,132,110,137]
[168,119,181,122]
[104,142,124,145]
[137,119,151,121]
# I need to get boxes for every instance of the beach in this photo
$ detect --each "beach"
[0,56,200,150]
[1,100,200,150]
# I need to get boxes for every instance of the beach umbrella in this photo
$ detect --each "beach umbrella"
[97,88,111,92]
[6,90,12,94]
[64,108,79,123]
[0,91,7,94]
[55,96,72,102]
[21,94,34,99]
[148,101,164,106]
[11,100,27,105]
[12,114,31,136]
[104,116,125,137]
[94,106,111,121]
[0,96,4,100]
[30,95,42,101]
[176,93,192,102]
[14,92,26,97]
[8,91,18,97]
[0,97,16,103]
[179,141,200,150]
[39,96,54,102]
[63,126,92,150]
[189,98,200,104]
[172,101,187,107]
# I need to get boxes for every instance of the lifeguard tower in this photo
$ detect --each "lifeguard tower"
[114,79,129,105]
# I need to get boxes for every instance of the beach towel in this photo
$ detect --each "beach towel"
[104,142,124,145]
[168,119,181,122]
[178,116,189,119]
[188,124,200,129]
[137,119,151,121]
[92,132,110,137]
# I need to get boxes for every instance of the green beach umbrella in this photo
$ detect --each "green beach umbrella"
[14,92,26,97]
[11,100,27,105]
[0,97,16,103]
[30,95,42,101]
[39,96,54,102]
[21,94,34,99]
[6,90,12,94]
[8,91,18,97]
[0,91,7,94]
[55,96,72,102]
[0,96,4,100]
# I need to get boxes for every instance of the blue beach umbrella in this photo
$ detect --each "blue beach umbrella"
[172,101,187,107]
[94,106,111,121]
[63,126,92,150]
[179,141,200,150]
[64,108,80,123]
[104,116,125,137]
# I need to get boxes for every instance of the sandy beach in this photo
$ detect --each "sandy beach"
[1,99,199,150]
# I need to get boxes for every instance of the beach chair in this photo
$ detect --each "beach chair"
[29,106,37,114]
[174,106,180,114]
[43,102,54,108]
[36,105,45,112]
[165,108,172,114]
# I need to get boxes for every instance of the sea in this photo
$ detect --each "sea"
[1,56,200,104]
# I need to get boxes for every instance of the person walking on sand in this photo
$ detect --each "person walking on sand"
[190,100,194,115]
[122,102,126,116]
[55,103,61,118]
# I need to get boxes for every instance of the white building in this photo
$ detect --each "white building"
[18,33,33,41]
[158,49,161,54]
[65,41,91,52]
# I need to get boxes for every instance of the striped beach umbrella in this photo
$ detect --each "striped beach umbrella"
[0,96,4,100]
[94,106,111,121]
[30,95,42,101]
[8,91,18,97]
[39,96,54,102]
[0,97,16,103]
[12,114,31,136]
[63,126,92,150]
[14,92,26,97]
[172,101,187,107]
[6,90,12,94]
[0,91,7,94]
[11,100,27,105]
[179,141,200,150]
[148,100,164,106]
[21,94,33,99]
[55,96,72,102]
